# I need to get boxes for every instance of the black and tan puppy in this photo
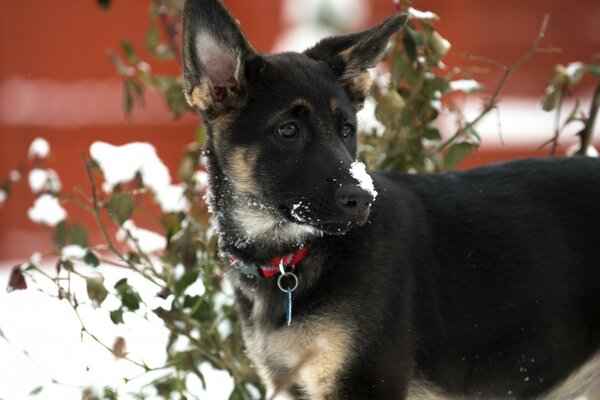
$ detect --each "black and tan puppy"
[181,0,600,398]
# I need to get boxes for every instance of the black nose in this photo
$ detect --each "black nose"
[335,185,373,216]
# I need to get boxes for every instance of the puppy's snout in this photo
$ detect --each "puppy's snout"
[335,185,373,216]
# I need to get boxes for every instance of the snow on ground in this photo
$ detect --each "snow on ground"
[0,262,236,400]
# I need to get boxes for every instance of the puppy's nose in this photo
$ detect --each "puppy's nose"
[335,185,373,215]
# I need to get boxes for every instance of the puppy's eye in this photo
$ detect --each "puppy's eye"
[342,123,355,138]
[277,122,300,139]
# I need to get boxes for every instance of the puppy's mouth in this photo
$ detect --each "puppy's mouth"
[279,204,370,235]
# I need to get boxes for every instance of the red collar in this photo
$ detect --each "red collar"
[229,245,311,277]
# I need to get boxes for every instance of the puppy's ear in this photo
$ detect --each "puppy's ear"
[305,14,408,108]
[182,0,262,115]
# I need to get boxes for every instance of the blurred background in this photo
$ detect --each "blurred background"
[1,0,599,262]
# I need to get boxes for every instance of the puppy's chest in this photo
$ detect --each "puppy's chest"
[242,312,354,400]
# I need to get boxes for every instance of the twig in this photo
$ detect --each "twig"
[576,80,600,155]
[155,2,182,67]
[439,14,552,151]
[80,151,162,287]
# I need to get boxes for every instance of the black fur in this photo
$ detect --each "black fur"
[182,1,600,398]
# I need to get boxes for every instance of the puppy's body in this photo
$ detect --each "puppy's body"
[181,1,600,398]
[231,158,600,400]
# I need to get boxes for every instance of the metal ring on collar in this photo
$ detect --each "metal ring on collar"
[277,271,299,293]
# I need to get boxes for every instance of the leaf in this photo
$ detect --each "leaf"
[196,125,207,146]
[174,271,199,295]
[52,221,70,248]
[145,26,160,50]
[112,336,127,358]
[123,81,134,117]
[29,386,43,396]
[444,142,474,170]
[586,64,600,79]
[375,90,406,130]
[70,222,89,247]
[178,155,196,183]
[62,259,74,272]
[86,275,108,306]
[96,0,111,10]
[120,40,139,65]
[83,250,100,268]
[110,309,124,324]
[423,127,442,141]
[402,26,420,63]
[106,192,134,225]
[7,265,27,291]
[163,80,189,118]
[541,87,561,112]
[114,278,141,311]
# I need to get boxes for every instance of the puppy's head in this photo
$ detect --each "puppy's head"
[182,0,406,242]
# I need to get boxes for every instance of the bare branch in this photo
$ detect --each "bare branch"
[440,14,553,151]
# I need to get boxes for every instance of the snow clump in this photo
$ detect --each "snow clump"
[27,194,67,226]
[90,141,189,213]
[28,137,50,159]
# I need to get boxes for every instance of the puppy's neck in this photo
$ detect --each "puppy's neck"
[204,152,319,263]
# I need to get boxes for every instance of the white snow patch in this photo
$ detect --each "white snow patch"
[217,319,233,339]
[28,137,50,159]
[566,143,599,157]
[349,161,378,199]
[9,169,21,182]
[357,97,386,137]
[154,183,188,213]
[28,168,61,193]
[116,220,166,254]
[566,61,584,80]
[61,245,87,260]
[186,277,206,297]
[407,7,439,21]
[449,79,482,93]
[27,194,67,226]
[274,0,368,52]
[90,141,188,213]
[0,189,6,206]
[90,141,170,191]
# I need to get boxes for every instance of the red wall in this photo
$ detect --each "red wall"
[1,0,598,260]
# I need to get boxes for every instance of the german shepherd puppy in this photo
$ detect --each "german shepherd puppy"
[181,0,600,398]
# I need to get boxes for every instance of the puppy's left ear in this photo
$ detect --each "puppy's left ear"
[305,14,408,108]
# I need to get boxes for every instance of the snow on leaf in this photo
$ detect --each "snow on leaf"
[90,141,189,213]
[154,184,188,213]
[116,220,166,254]
[28,137,50,160]
[28,168,61,193]
[407,7,439,21]
[28,194,67,226]
[449,79,482,93]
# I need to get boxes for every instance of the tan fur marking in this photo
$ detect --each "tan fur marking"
[187,83,213,110]
[292,97,313,110]
[405,352,600,400]
[540,351,600,400]
[330,98,339,112]
[244,317,354,400]
[229,147,260,196]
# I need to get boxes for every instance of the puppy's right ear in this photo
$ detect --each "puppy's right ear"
[182,0,261,115]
